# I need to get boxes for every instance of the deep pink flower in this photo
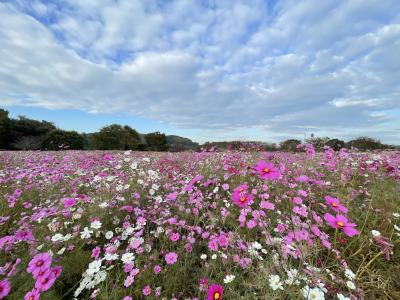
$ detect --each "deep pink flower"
[62,198,76,208]
[35,272,56,292]
[208,239,219,251]
[24,289,40,300]
[231,189,253,208]
[207,284,223,300]
[15,228,34,241]
[324,213,359,237]
[27,253,52,277]
[0,279,11,299]
[217,234,229,248]
[254,160,280,180]
[165,252,178,265]
[50,266,62,278]
[325,196,348,213]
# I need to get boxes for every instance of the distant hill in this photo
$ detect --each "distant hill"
[166,135,199,151]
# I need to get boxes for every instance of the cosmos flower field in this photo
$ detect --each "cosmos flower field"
[0,147,399,300]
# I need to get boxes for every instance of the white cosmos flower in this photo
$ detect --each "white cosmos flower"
[200,254,207,260]
[337,293,351,300]
[223,274,235,284]
[80,227,93,239]
[105,231,113,239]
[90,220,102,230]
[371,230,381,237]
[301,286,325,300]
[268,274,284,291]
[344,269,356,280]
[51,233,64,242]
[346,281,356,290]
[121,253,135,264]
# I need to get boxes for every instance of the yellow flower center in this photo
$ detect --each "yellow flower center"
[29,297,34,300]
[263,168,270,174]
[332,202,338,207]
[214,292,221,300]
[240,197,246,202]
[337,221,344,227]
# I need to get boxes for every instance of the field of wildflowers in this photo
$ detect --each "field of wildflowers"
[0,146,399,299]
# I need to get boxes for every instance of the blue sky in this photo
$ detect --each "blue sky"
[0,0,399,144]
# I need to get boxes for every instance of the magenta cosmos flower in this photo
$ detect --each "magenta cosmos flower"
[24,289,40,300]
[324,213,359,237]
[165,252,178,265]
[254,160,280,180]
[27,253,52,276]
[325,196,348,213]
[0,279,11,299]
[232,184,254,207]
[35,271,57,292]
[207,284,223,300]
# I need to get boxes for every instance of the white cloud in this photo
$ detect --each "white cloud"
[0,0,399,143]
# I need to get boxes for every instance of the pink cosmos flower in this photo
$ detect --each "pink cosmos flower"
[208,239,219,251]
[324,213,359,237]
[169,232,180,242]
[231,187,254,207]
[51,266,62,278]
[62,198,76,208]
[123,297,133,300]
[92,246,101,259]
[260,200,275,210]
[35,272,56,292]
[207,284,223,300]
[24,289,40,300]
[254,160,280,180]
[165,252,178,265]
[124,275,134,288]
[0,279,11,299]
[325,196,348,213]
[153,265,161,274]
[143,285,152,296]
[27,253,52,276]
[217,234,229,248]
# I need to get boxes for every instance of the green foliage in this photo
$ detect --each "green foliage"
[325,138,346,151]
[347,136,388,151]
[0,109,10,149]
[92,124,141,150]
[144,131,168,151]
[42,129,84,150]
[279,139,301,151]
[305,137,330,151]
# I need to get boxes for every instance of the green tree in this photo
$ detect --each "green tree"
[0,109,10,149]
[347,136,387,151]
[42,129,84,150]
[280,139,301,152]
[326,138,345,151]
[93,124,140,150]
[144,131,168,151]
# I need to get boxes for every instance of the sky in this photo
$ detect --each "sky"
[0,0,399,144]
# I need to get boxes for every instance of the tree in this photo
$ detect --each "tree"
[144,132,168,151]
[305,137,330,151]
[42,129,84,150]
[280,139,301,152]
[0,109,10,149]
[347,137,387,151]
[326,138,345,151]
[7,116,56,149]
[92,124,141,150]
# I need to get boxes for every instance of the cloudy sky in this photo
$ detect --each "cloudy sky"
[0,0,399,144]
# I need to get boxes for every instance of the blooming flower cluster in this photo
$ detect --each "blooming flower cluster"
[0,148,399,299]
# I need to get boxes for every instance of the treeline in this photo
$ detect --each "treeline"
[0,108,396,151]
[203,136,395,152]
[0,109,173,151]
